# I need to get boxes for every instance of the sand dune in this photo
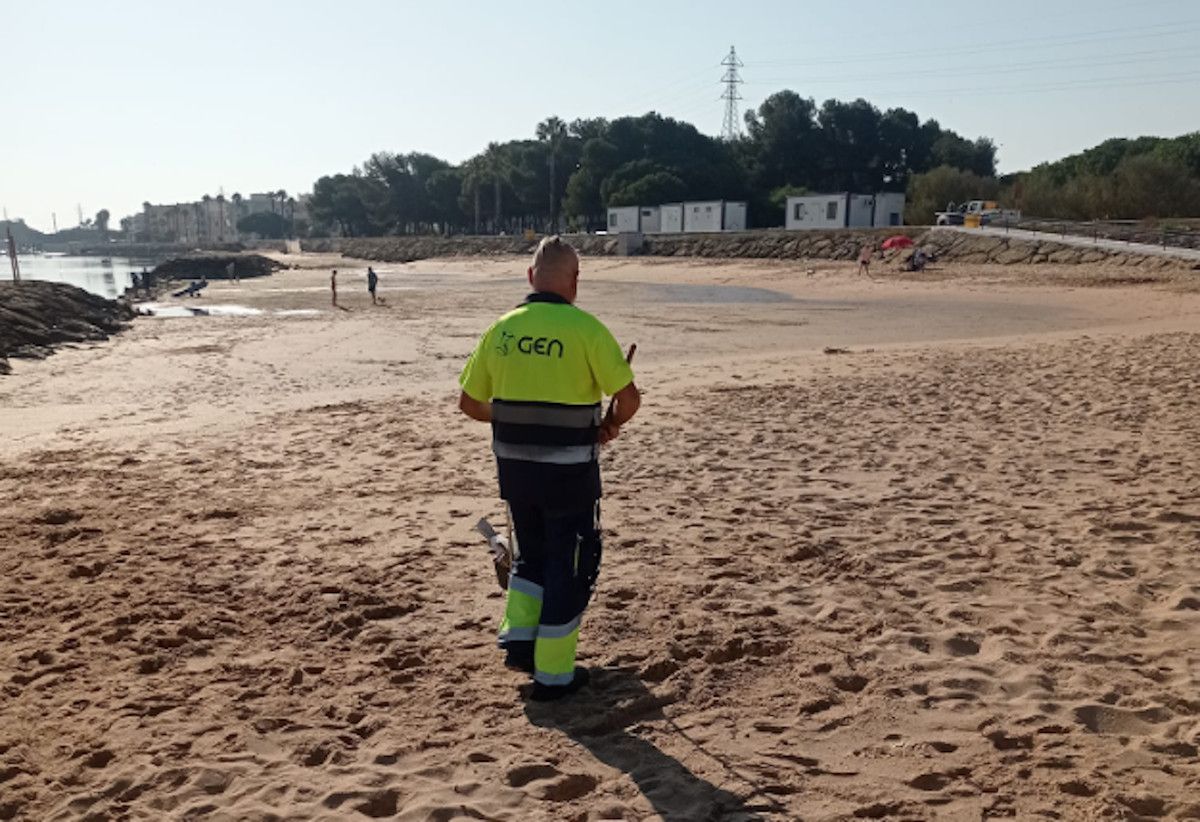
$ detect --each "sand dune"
[1,257,1198,820]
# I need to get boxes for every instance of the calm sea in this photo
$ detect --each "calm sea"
[10,255,156,299]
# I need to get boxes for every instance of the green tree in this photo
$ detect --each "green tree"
[482,142,509,232]
[94,209,110,237]
[906,165,1000,224]
[744,91,821,193]
[310,174,386,236]
[426,167,465,233]
[815,98,883,192]
[237,211,288,239]
[537,116,570,232]
[607,171,688,207]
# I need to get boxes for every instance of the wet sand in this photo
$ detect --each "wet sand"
[1,255,1198,820]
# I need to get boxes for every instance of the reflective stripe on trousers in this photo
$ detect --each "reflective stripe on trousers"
[496,502,602,686]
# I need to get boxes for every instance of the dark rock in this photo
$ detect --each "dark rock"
[0,281,134,375]
[151,253,282,282]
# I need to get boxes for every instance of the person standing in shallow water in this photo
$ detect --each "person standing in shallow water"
[367,267,379,305]
[458,236,641,701]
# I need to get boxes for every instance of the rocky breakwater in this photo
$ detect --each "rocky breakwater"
[0,281,135,375]
[152,253,284,282]
[920,228,1198,270]
[302,235,555,262]
[308,227,1200,272]
[304,227,927,263]
[639,227,925,259]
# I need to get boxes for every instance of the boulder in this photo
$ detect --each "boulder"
[0,281,134,375]
[152,253,283,281]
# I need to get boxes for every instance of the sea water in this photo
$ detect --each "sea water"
[12,255,153,299]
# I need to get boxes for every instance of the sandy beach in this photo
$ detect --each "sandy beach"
[1,254,1198,821]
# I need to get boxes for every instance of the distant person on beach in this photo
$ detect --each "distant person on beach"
[331,269,338,307]
[226,261,238,283]
[458,236,640,702]
[367,267,378,305]
[858,244,873,276]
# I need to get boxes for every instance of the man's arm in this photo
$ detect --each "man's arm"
[599,381,639,443]
[458,391,492,423]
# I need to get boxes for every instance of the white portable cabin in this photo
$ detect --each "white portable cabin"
[682,200,747,232]
[873,192,905,227]
[786,194,850,230]
[660,203,684,233]
[785,192,906,230]
[606,206,640,234]
[847,194,876,228]
[638,206,662,233]
[683,201,724,232]
[723,201,748,231]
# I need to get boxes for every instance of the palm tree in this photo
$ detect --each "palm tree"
[201,194,212,242]
[537,116,569,233]
[462,157,486,234]
[215,194,226,241]
[231,193,243,239]
[482,143,508,234]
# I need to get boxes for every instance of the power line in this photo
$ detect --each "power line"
[745,43,1200,87]
[720,46,744,140]
[845,67,1200,101]
[749,19,1200,68]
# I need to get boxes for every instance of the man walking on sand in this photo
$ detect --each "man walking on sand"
[331,269,338,307]
[367,266,379,305]
[458,236,640,701]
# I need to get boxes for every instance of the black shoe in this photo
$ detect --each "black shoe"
[504,653,534,674]
[529,667,590,702]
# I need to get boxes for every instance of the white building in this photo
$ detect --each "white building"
[683,201,722,232]
[723,201,747,232]
[638,206,661,233]
[661,203,683,233]
[606,206,640,234]
[873,192,905,228]
[785,193,905,230]
[608,199,748,234]
[683,200,748,233]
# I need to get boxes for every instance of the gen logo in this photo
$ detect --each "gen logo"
[518,336,564,358]
[495,331,515,356]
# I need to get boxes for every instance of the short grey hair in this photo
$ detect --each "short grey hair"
[531,235,578,279]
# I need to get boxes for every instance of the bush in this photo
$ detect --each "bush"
[906,166,999,224]
[237,211,288,239]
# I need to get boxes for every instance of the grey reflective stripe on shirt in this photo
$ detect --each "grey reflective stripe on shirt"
[492,403,601,428]
[493,442,598,465]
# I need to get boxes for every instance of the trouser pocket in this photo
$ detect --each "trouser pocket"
[578,502,603,609]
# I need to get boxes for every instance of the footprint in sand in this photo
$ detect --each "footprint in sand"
[1073,704,1172,735]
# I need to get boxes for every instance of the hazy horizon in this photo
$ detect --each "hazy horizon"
[4,0,1198,233]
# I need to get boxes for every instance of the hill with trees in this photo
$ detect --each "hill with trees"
[1,220,50,248]
[302,99,1198,234]
[1007,133,1200,220]
[308,93,997,235]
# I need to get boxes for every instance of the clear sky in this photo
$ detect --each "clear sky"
[3,0,1198,231]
